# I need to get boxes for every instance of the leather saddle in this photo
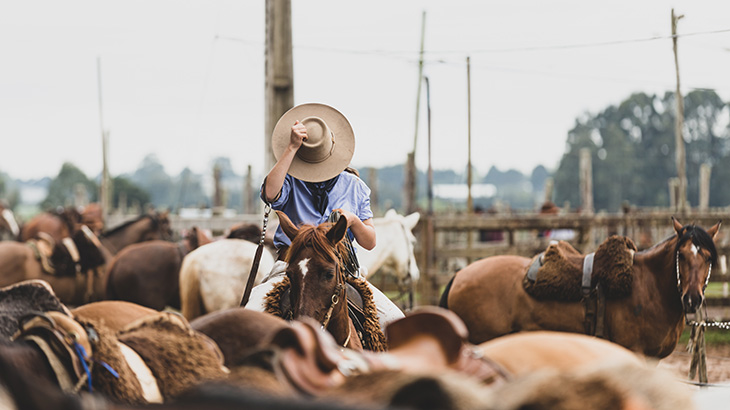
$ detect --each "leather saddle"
[266,307,509,396]
[13,311,92,392]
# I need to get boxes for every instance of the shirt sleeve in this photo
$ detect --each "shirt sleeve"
[260,175,292,209]
[356,178,374,221]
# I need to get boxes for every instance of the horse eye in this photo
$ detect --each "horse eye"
[325,269,335,280]
[678,254,685,261]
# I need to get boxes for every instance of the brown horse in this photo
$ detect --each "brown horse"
[440,217,721,358]
[263,211,385,351]
[105,227,211,310]
[0,212,172,306]
[19,206,81,243]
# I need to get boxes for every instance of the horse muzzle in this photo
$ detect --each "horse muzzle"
[682,291,704,314]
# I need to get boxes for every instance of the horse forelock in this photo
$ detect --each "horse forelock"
[675,225,718,266]
[287,223,344,265]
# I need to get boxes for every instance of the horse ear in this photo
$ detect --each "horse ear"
[672,217,683,235]
[276,211,299,241]
[707,221,722,240]
[404,212,420,230]
[326,216,348,245]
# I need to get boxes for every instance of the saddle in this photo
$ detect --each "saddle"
[522,236,636,302]
[262,307,510,397]
[0,279,71,339]
[13,310,228,404]
[26,232,59,275]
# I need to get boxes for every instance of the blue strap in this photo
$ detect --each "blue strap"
[72,342,93,392]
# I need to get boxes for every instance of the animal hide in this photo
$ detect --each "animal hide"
[523,236,636,302]
[73,317,147,404]
[264,277,387,352]
[0,280,70,339]
[117,313,228,400]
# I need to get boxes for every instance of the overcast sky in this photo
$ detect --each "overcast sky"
[1,1,729,182]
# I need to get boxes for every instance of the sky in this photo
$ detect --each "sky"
[1,1,729,183]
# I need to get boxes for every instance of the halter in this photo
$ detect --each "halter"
[675,250,713,295]
[319,265,349,347]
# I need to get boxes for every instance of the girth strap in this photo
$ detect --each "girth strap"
[581,252,595,296]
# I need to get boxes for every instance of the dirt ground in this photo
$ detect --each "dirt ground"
[658,343,730,384]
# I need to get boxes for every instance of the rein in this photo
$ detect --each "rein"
[239,203,271,307]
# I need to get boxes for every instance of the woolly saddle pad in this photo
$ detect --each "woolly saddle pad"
[264,276,387,352]
[0,280,70,339]
[75,312,227,404]
[522,236,637,302]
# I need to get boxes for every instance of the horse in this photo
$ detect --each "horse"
[0,203,20,241]
[4,309,227,405]
[0,226,107,306]
[105,226,212,311]
[189,308,290,367]
[0,212,171,306]
[179,238,275,320]
[98,210,172,257]
[19,206,81,243]
[258,210,387,352]
[439,217,721,358]
[355,209,420,304]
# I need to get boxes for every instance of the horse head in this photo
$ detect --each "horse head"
[382,209,421,283]
[672,217,721,313]
[277,210,349,328]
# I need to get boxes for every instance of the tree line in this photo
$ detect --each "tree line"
[2,89,728,215]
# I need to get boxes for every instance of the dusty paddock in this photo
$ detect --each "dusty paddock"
[658,343,730,384]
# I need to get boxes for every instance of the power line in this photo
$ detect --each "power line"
[216,27,730,57]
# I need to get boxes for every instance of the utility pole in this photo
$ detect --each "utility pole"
[97,57,111,223]
[264,0,294,175]
[405,11,426,214]
[672,8,688,214]
[466,56,473,214]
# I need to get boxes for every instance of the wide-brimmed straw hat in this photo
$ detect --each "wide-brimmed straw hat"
[271,103,355,183]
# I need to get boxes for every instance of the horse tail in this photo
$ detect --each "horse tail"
[438,275,455,309]
[179,257,203,321]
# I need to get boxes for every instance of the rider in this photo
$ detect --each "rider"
[244,103,404,330]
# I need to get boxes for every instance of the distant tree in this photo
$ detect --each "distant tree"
[554,90,730,211]
[41,163,98,210]
[112,176,150,210]
[130,154,173,208]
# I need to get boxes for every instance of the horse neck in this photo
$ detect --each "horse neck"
[101,219,153,255]
[326,294,357,349]
[634,236,682,307]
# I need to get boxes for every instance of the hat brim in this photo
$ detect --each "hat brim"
[272,103,355,183]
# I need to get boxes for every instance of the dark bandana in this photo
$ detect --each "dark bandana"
[305,175,340,216]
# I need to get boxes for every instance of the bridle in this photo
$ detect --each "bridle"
[674,248,713,296]
[319,255,349,347]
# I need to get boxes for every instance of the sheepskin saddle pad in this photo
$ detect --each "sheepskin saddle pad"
[0,279,70,339]
[522,236,637,302]
[14,310,227,405]
[264,276,387,352]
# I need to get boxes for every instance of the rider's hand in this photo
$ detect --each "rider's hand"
[290,120,307,150]
[334,208,357,228]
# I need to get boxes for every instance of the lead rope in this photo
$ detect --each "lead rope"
[240,203,271,307]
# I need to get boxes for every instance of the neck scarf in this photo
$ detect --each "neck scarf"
[305,175,340,216]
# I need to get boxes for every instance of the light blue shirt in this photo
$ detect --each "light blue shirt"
[262,171,373,249]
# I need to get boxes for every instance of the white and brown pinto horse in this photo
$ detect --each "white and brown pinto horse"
[440,217,721,359]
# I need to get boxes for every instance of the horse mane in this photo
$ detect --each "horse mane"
[101,214,156,238]
[675,224,718,266]
[285,223,347,264]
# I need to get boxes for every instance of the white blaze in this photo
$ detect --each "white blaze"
[691,244,699,256]
[298,258,310,278]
